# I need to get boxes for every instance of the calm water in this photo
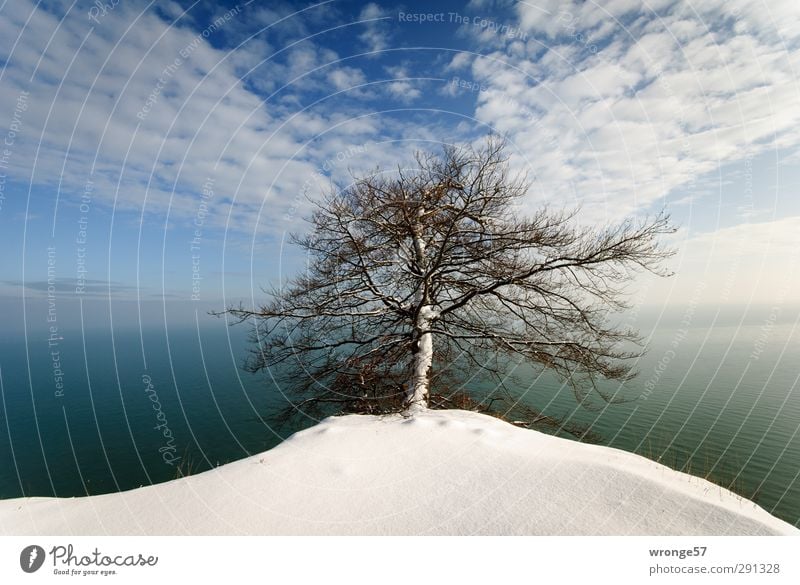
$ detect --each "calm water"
[1,317,798,527]
[492,320,800,527]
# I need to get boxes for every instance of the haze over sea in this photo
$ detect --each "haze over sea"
[1,300,797,527]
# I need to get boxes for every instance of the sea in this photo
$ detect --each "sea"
[1,303,798,527]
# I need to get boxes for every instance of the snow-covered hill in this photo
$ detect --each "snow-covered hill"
[1,409,796,535]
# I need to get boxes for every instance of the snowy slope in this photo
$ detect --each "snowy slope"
[1,409,796,535]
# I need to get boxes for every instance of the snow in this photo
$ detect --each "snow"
[1,409,796,535]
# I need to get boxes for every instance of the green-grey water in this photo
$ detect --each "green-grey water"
[491,319,800,527]
[1,315,798,527]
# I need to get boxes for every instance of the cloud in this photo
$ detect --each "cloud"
[0,0,424,240]
[456,0,800,220]
[683,215,800,256]
[640,216,800,305]
[3,279,138,297]
[328,66,367,91]
[4,0,798,300]
[445,52,475,72]
[357,3,390,55]
[383,65,423,103]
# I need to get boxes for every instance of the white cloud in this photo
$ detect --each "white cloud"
[445,52,474,72]
[0,1,421,238]
[687,215,800,252]
[383,65,423,103]
[642,216,800,305]
[328,66,367,91]
[458,0,800,221]
[328,67,367,90]
[358,3,390,55]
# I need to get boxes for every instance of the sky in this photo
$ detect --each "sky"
[1,0,799,331]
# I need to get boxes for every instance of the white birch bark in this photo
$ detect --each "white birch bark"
[407,304,437,409]
[406,203,436,410]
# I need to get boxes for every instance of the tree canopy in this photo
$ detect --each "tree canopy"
[225,138,675,419]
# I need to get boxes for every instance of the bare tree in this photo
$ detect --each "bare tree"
[225,138,675,418]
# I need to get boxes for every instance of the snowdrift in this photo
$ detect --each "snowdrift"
[1,409,796,535]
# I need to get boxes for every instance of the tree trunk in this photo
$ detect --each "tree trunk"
[406,305,436,410]
[406,206,435,411]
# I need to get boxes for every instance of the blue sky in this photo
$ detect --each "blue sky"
[1,0,799,329]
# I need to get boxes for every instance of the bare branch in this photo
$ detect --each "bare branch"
[220,137,676,422]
